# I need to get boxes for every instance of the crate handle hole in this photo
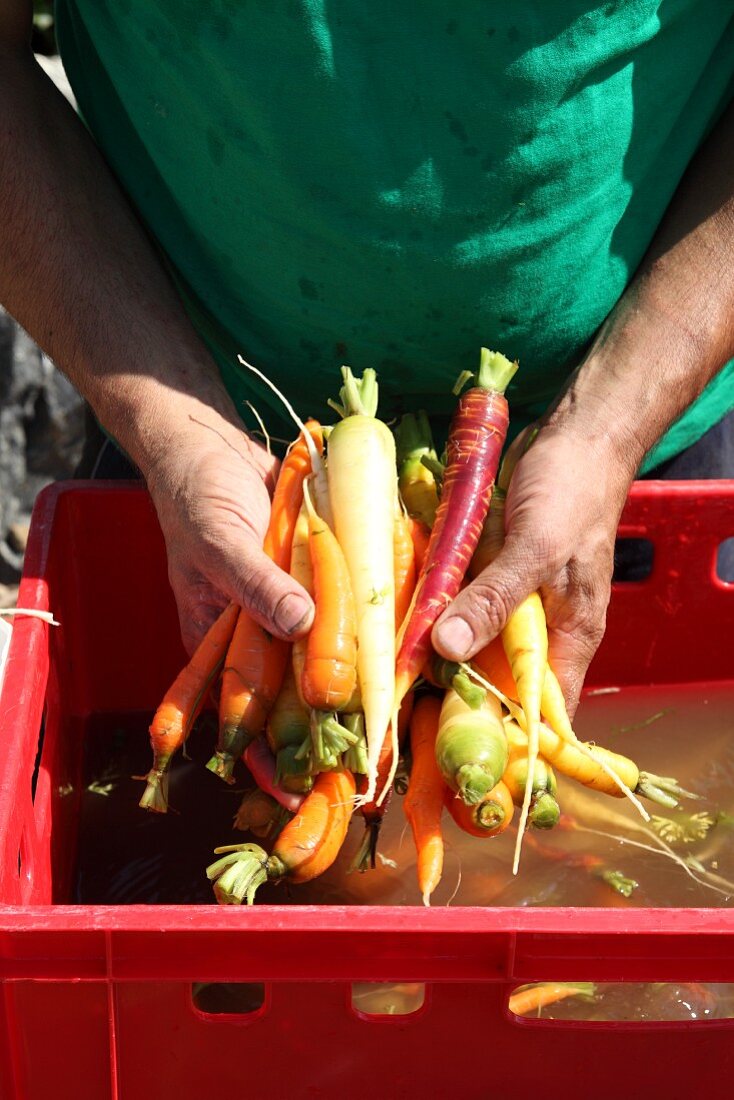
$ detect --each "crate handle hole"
[509,981,733,1022]
[191,982,266,1016]
[716,538,734,584]
[613,538,654,583]
[351,982,426,1018]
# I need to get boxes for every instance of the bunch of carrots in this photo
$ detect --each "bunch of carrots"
[140,349,693,906]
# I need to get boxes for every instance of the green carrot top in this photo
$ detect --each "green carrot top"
[328,366,379,419]
[395,410,438,469]
[454,347,519,397]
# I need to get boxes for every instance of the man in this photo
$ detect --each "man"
[1,3,733,716]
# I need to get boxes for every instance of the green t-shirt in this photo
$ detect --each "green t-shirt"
[57,2,734,469]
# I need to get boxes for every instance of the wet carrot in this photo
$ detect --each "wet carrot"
[208,768,356,903]
[509,983,596,1017]
[444,780,514,838]
[140,601,239,812]
[404,696,445,905]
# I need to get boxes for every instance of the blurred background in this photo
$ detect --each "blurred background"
[0,3,84,607]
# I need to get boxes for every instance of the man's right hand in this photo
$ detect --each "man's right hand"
[145,422,315,656]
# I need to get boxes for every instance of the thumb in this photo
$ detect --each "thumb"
[431,533,546,662]
[219,537,315,640]
[170,532,314,656]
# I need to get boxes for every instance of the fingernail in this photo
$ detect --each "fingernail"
[434,617,474,660]
[274,591,313,636]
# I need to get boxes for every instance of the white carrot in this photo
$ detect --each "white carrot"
[327,367,396,803]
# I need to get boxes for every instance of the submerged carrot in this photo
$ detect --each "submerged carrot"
[404,696,445,905]
[141,601,239,812]
[444,780,514,838]
[394,349,517,711]
[509,983,596,1017]
[301,481,358,711]
[207,768,356,904]
[505,719,690,807]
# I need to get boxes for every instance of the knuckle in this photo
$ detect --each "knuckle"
[462,577,515,640]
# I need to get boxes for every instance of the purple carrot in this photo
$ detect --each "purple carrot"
[394,348,518,707]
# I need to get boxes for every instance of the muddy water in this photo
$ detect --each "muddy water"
[74,682,734,909]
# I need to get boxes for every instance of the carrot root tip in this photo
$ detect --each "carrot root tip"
[206,843,269,905]
[456,764,496,807]
[138,769,169,814]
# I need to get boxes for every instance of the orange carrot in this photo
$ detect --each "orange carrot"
[209,425,322,783]
[394,508,417,633]
[473,636,517,699]
[403,695,445,905]
[289,500,313,706]
[264,420,323,570]
[301,482,358,711]
[444,780,514,838]
[407,516,431,572]
[509,983,596,1017]
[141,601,239,812]
[208,768,356,903]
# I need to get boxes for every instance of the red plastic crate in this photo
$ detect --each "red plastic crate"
[1,480,734,1099]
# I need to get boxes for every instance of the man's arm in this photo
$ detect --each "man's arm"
[0,5,313,650]
[435,100,734,713]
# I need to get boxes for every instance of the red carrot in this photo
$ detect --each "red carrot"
[394,349,517,710]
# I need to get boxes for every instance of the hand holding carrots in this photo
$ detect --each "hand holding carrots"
[147,421,315,656]
[433,423,634,718]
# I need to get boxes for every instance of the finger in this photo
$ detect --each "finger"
[431,532,550,662]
